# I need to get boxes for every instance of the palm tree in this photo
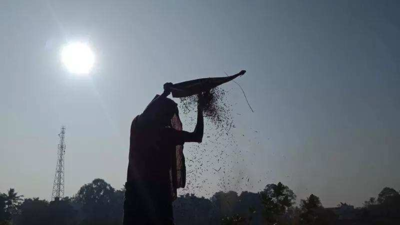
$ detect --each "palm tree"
[5,189,23,216]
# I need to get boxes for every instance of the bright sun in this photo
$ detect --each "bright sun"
[61,42,95,75]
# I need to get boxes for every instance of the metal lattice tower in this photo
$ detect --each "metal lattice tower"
[52,126,66,201]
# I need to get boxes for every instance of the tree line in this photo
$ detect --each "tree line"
[1,179,399,225]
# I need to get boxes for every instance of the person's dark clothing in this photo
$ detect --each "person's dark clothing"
[127,116,184,184]
[123,180,174,225]
[124,104,186,225]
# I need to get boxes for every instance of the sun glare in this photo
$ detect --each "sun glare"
[61,42,95,75]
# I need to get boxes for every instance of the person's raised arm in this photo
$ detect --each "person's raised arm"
[191,96,204,142]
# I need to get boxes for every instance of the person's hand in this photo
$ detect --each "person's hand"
[162,82,173,97]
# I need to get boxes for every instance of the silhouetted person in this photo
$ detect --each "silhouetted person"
[124,84,205,225]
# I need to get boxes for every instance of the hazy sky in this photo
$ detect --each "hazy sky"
[1,0,399,207]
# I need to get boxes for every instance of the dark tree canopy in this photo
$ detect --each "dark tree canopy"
[14,198,50,225]
[74,178,124,225]
[48,198,78,225]
[5,189,23,219]
[300,194,322,211]
[2,181,400,225]
[174,194,218,225]
[377,187,399,204]
[0,193,11,222]
[299,194,337,225]
[260,182,296,224]
[211,191,240,217]
[364,197,377,207]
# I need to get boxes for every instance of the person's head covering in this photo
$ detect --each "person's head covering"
[139,95,178,128]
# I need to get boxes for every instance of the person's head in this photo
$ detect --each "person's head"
[141,95,178,128]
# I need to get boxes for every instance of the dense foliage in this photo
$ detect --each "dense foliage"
[1,179,399,225]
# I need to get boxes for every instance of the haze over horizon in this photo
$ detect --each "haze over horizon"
[1,0,399,207]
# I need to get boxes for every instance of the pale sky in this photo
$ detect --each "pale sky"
[1,0,399,207]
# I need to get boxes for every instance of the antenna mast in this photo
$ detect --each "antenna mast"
[52,126,66,201]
